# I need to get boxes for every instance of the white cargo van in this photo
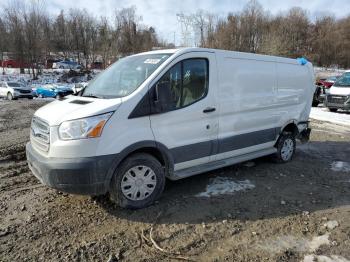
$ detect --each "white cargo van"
[26,48,314,208]
[324,71,350,112]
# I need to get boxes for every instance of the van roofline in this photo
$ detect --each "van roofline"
[135,47,303,65]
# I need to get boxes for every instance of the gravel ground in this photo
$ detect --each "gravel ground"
[0,99,349,262]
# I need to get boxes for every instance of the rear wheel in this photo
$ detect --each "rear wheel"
[55,94,62,99]
[328,108,338,112]
[110,153,165,209]
[7,92,13,100]
[273,132,296,163]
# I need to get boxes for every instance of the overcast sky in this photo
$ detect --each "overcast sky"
[2,0,350,45]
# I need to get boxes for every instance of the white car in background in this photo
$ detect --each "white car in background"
[52,61,82,70]
[0,81,33,100]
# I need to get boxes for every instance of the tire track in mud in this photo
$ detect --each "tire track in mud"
[0,142,36,194]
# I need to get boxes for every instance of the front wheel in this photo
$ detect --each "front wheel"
[273,133,296,163]
[110,153,165,209]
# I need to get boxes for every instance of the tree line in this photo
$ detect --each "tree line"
[0,1,168,77]
[184,0,350,68]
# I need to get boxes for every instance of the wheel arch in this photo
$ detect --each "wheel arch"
[276,120,299,144]
[104,141,174,192]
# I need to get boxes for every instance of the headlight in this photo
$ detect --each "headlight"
[58,112,113,140]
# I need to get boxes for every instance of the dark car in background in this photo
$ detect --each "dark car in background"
[313,75,341,107]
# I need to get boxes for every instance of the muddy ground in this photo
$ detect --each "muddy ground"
[0,99,349,262]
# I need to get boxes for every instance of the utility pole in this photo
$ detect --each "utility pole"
[176,13,193,47]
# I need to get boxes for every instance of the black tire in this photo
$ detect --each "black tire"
[55,94,62,99]
[110,153,165,209]
[7,92,13,100]
[273,132,296,163]
[328,108,337,112]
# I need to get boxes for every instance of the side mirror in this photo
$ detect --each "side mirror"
[153,81,174,113]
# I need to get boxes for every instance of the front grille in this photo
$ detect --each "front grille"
[20,90,31,94]
[327,95,348,105]
[30,116,50,152]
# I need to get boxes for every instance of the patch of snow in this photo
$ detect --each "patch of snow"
[324,220,339,230]
[331,161,350,172]
[196,177,255,197]
[308,234,330,252]
[303,254,350,262]
[310,108,350,127]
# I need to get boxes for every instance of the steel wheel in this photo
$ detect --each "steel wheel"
[281,138,294,161]
[121,165,157,201]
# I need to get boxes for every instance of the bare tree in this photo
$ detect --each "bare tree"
[0,17,9,74]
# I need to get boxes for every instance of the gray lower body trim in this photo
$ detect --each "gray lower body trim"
[172,147,277,180]
[170,127,280,164]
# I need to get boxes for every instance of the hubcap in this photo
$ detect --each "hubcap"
[121,165,157,201]
[281,138,294,161]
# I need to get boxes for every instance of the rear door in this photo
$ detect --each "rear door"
[150,52,218,171]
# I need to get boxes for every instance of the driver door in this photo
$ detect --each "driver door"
[150,52,218,171]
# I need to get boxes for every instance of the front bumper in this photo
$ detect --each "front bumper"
[26,142,116,195]
[324,95,350,109]
[14,92,33,98]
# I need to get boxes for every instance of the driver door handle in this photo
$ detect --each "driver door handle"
[203,107,216,113]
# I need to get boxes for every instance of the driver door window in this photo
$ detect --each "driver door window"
[156,58,208,112]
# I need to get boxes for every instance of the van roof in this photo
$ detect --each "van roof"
[138,47,301,65]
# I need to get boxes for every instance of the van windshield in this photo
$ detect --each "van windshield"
[334,72,350,87]
[82,53,171,98]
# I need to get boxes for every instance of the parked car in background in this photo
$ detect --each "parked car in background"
[324,71,350,112]
[316,76,340,88]
[35,84,74,99]
[53,61,82,70]
[0,81,33,100]
[0,59,30,68]
[313,75,341,106]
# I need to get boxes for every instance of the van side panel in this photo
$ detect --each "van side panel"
[215,55,279,161]
[275,62,314,128]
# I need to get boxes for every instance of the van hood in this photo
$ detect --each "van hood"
[34,96,122,126]
[329,86,350,96]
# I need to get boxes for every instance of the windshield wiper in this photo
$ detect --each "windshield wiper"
[82,94,103,99]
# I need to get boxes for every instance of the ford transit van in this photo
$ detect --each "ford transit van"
[26,48,314,209]
[324,71,350,112]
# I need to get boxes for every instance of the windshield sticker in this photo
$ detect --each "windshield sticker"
[144,59,161,64]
